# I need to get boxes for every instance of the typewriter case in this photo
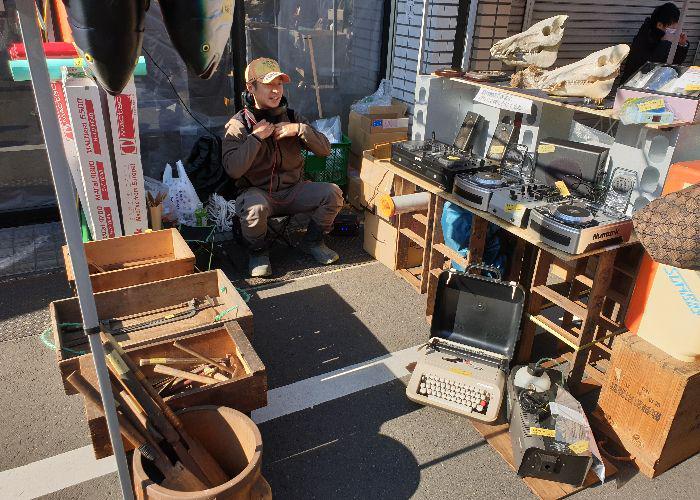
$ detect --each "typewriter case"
[431,267,526,366]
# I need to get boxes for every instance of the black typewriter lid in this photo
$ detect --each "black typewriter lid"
[430,269,526,359]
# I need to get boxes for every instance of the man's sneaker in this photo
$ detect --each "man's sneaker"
[248,250,272,277]
[300,240,339,265]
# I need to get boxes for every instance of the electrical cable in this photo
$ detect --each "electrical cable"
[40,323,86,355]
[141,47,218,139]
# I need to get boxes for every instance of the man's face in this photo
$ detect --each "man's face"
[248,77,285,109]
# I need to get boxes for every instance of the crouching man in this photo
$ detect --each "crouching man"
[223,58,343,277]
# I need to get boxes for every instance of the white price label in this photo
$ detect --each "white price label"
[474,87,534,114]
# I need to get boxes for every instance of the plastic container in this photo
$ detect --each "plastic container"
[303,134,351,187]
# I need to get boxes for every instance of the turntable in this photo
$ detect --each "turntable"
[391,140,484,191]
[528,168,636,254]
[528,200,632,254]
[452,145,534,211]
[488,183,563,227]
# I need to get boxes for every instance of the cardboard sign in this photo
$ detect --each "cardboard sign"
[475,87,534,114]
[106,78,148,236]
[63,67,122,240]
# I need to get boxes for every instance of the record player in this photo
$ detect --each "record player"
[488,183,563,227]
[528,169,636,254]
[391,139,485,191]
[452,145,533,211]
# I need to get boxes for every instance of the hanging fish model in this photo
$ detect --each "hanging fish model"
[62,0,149,94]
[157,0,234,79]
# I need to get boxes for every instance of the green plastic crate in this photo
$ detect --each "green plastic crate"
[303,134,351,187]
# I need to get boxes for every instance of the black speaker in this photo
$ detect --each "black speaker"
[534,138,609,197]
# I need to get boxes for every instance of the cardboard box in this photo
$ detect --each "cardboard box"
[596,333,700,478]
[63,67,122,239]
[348,98,408,156]
[106,78,148,235]
[356,153,395,211]
[363,211,422,271]
[51,80,91,233]
[626,162,700,362]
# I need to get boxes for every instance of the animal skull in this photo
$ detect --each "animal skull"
[510,44,631,100]
[491,15,568,68]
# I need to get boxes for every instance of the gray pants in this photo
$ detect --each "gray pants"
[236,181,343,248]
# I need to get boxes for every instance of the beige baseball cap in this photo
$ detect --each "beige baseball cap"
[245,58,291,84]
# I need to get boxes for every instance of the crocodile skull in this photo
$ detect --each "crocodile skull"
[491,15,568,68]
[510,44,631,100]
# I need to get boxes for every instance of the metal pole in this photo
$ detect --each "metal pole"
[332,0,337,82]
[416,0,430,76]
[16,2,134,498]
[667,0,689,64]
[461,0,479,71]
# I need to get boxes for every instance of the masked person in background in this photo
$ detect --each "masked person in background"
[621,2,690,83]
[223,58,343,277]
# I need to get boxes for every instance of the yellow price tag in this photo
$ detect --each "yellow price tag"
[569,440,590,454]
[449,368,472,377]
[74,57,84,67]
[685,84,700,92]
[490,145,505,155]
[537,144,556,154]
[447,156,460,160]
[505,203,524,213]
[637,98,665,112]
[554,181,571,197]
[529,427,556,438]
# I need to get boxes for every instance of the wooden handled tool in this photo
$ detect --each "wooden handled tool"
[102,341,213,487]
[66,372,207,491]
[154,364,220,385]
[172,342,237,377]
[101,331,229,487]
[139,357,222,367]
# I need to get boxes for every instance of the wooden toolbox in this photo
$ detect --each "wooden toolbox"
[594,333,700,478]
[81,322,267,458]
[50,270,253,395]
[62,229,195,293]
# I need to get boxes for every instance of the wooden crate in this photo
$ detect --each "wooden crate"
[81,322,267,458]
[51,270,253,395]
[62,229,195,293]
[595,333,700,478]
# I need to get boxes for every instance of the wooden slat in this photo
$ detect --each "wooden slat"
[399,227,426,248]
[412,213,428,226]
[397,268,422,292]
[531,314,582,348]
[432,243,469,268]
[532,285,589,321]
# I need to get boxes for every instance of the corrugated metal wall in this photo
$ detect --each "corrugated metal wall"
[469,0,700,69]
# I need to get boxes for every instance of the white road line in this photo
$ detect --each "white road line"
[0,344,422,499]
[253,344,420,423]
[0,446,116,499]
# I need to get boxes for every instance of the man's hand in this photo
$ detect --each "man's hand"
[680,32,688,46]
[252,119,275,140]
[274,121,301,140]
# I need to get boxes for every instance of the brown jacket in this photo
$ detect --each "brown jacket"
[222,109,331,192]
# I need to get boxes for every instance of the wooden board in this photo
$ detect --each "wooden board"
[63,229,195,293]
[365,152,639,264]
[596,333,700,478]
[448,77,697,130]
[470,419,617,499]
[81,322,267,459]
[51,270,254,395]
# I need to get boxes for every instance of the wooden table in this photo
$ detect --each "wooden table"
[370,147,640,393]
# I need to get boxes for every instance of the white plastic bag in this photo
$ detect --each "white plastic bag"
[311,116,342,144]
[350,79,394,115]
[162,160,201,225]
